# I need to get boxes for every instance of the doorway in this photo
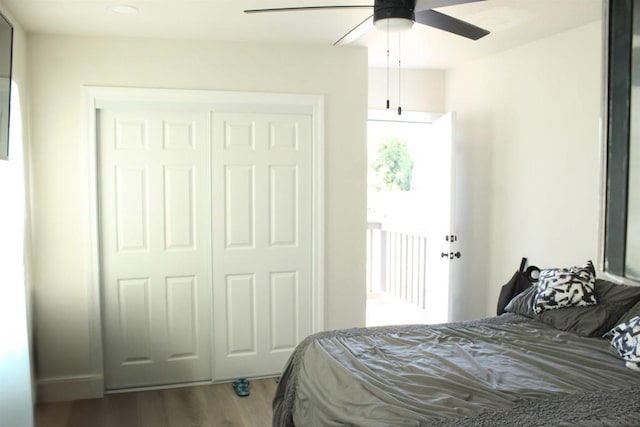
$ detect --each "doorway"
[366,111,455,327]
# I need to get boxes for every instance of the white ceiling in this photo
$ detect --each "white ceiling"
[3,0,603,69]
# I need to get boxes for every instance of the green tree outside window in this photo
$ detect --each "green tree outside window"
[370,138,414,191]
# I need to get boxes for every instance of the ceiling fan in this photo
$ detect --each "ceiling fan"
[244,0,490,45]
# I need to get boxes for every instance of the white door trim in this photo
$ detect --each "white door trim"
[84,86,325,396]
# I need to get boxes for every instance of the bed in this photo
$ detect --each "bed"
[273,271,640,426]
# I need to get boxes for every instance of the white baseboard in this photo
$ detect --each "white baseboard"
[37,374,104,402]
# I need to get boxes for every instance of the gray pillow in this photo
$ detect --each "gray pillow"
[504,285,537,318]
[506,279,640,337]
[613,299,640,326]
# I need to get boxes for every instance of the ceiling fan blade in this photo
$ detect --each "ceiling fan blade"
[245,5,372,14]
[414,9,489,40]
[414,0,486,11]
[334,14,374,45]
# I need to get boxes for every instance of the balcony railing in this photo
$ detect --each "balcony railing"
[367,221,429,311]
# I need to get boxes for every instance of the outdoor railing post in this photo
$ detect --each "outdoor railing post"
[366,221,430,311]
[366,226,372,293]
[380,227,387,294]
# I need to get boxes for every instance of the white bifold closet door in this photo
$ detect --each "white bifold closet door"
[211,112,312,380]
[98,107,314,388]
[98,109,213,390]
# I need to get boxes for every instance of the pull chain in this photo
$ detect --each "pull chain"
[398,33,402,115]
[386,19,390,110]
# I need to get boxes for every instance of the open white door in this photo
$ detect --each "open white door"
[424,112,456,324]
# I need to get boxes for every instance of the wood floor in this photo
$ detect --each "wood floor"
[35,378,278,427]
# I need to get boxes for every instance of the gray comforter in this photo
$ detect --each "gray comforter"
[273,314,640,426]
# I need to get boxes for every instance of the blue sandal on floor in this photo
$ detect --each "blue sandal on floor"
[232,378,250,397]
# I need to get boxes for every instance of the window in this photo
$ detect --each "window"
[604,0,640,281]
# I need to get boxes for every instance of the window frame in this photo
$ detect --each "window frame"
[600,0,639,284]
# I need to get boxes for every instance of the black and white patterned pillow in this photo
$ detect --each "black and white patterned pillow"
[607,316,640,371]
[533,261,597,314]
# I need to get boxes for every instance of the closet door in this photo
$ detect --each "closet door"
[98,109,212,389]
[211,112,312,380]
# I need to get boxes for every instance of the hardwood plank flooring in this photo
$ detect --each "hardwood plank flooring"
[35,378,279,427]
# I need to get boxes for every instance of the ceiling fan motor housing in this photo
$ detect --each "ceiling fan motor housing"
[373,0,416,24]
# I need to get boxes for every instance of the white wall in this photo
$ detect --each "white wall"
[369,67,445,112]
[446,21,603,319]
[0,2,34,426]
[28,35,368,399]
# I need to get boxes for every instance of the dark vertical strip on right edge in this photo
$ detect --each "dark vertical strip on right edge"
[605,0,632,275]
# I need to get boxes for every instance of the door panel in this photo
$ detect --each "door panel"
[115,165,148,252]
[99,109,212,390]
[212,112,312,380]
[270,166,298,246]
[270,271,299,351]
[163,165,196,250]
[166,276,199,359]
[225,274,257,355]
[224,165,255,248]
[424,112,455,324]
[118,278,152,364]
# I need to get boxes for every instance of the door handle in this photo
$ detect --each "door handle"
[441,251,462,260]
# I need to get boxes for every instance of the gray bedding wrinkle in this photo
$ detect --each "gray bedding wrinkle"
[277,315,640,426]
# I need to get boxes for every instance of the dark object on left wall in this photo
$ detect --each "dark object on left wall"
[0,10,12,161]
[496,257,538,315]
